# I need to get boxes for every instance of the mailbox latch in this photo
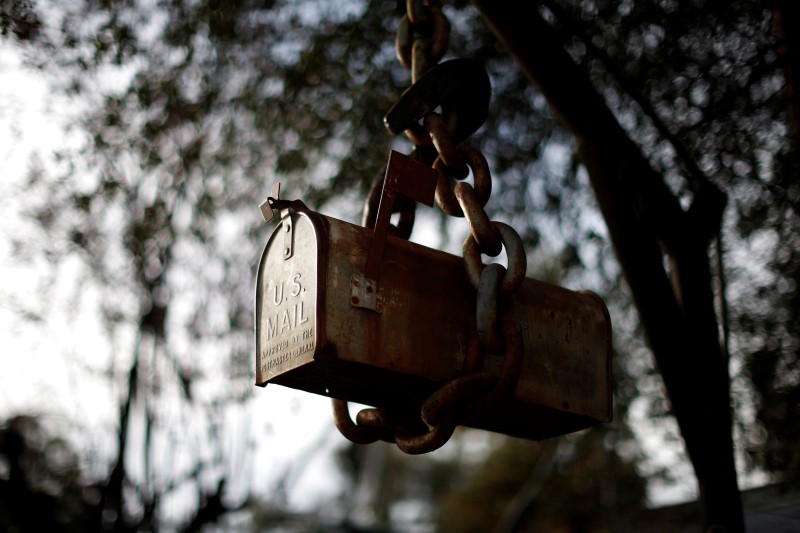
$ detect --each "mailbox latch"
[260,182,306,261]
[281,209,293,260]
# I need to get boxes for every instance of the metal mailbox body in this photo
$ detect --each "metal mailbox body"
[255,207,612,440]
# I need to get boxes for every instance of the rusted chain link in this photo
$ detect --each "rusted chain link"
[396,323,523,454]
[477,263,505,354]
[356,407,428,437]
[465,323,524,422]
[456,182,502,256]
[464,221,527,294]
[434,146,492,217]
[332,398,390,444]
[397,324,523,454]
[406,0,431,28]
[425,113,467,178]
[395,3,450,82]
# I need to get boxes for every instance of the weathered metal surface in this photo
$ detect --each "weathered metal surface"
[255,207,612,441]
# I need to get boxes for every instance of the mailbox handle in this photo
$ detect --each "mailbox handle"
[260,182,309,223]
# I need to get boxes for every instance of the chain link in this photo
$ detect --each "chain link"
[332,398,390,444]
[477,263,505,354]
[356,407,429,437]
[456,182,502,256]
[464,222,527,294]
[434,146,492,217]
[424,113,468,178]
[335,0,528,454]
[399,325,524,453]
[395,3,450,82]
[406,0,431,29]
[467,323,524,421]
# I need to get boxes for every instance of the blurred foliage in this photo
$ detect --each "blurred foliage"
[1,0,799,529]
[0,0,41,40]
[328,413,648,532]
[0,415,96,532]
[438,431,646,533]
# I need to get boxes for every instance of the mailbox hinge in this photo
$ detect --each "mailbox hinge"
[350,274,383,313]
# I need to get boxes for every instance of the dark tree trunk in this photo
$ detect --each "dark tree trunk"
[471,2,744,531]
[775,0,800,169]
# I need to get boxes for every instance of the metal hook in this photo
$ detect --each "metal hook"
[384,59,491,143]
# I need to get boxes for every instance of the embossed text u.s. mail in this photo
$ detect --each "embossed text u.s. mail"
[255,212,319,384]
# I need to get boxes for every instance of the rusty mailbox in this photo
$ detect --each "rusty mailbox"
[255,155,612,442]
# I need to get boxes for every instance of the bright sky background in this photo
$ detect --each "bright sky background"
[0,40,356,517]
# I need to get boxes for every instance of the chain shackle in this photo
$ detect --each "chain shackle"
[385,59,491,146]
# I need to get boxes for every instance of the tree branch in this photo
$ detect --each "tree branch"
[775,0,800,163]
[539,0,713,192]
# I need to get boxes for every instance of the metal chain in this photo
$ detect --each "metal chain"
[334,0,528,454]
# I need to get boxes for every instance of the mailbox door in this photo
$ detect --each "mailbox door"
[255,211,326,386]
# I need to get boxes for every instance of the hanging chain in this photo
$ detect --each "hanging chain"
[333,0,528,454]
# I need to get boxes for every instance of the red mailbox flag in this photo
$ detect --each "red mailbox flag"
[365,150,438,282]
